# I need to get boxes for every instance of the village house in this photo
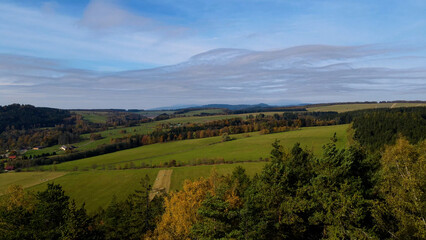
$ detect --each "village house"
[60,145,76,151]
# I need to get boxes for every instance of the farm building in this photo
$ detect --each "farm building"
[60,145,76,151]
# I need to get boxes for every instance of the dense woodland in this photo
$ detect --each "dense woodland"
[0,104,71,132]
[1,137,424,239]
[351,107,426,150]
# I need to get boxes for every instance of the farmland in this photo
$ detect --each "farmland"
[3,162,267,212]
[28,169,159,213]
[23,111,308,157]
[35,124,348,171]
[3,123,348,212]
[306,102,426,112]
[0,171,66,195]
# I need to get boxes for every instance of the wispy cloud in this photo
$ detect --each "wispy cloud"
[0,45,424,108]
[0,1,208,70]
[0,1,425,108]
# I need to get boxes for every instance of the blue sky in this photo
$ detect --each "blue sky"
[0,0,425,108]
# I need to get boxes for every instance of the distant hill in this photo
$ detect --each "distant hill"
[0,104,71,132]
[151,103,273,111]
[198,103,271,110]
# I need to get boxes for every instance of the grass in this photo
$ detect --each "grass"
[37,124,348,171]
[24,112,291,157]
[0,171,66,195]
[72,111,110,123]
[3,162,265,212]
[2,163,265,212]
[28,169,159,213]
[306,102,426,113]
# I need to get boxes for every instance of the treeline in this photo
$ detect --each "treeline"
[2,138,425,239]
[0,104,71,133]
[351,107,426,150]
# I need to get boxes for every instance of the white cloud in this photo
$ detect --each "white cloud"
[0,45,425,109]
[0,1,209,69]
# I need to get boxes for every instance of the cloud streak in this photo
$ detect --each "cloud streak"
[0,45,424,109]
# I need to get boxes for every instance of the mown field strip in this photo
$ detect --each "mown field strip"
[149,169,173,200]
[0,171,67,195]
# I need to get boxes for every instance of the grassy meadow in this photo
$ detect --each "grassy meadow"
[24,111,302,157]
[36,124,348,171]
[2,162,266,212]
[0,171,66,195]
[27,169,159,213]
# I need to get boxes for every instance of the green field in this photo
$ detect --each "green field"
[2,162,266,212]
[36,124,348,171]
[24,112,292,157]
[72,111,111,123]
[26,103,421,157]
[28,169,159,212]
[0,171,66,195]
[306,102,426,113]
[3,124,349,212]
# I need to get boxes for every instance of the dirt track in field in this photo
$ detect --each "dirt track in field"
[149,169,173,200]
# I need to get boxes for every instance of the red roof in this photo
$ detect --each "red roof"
[8,155,16,159]
[5,165,14,170]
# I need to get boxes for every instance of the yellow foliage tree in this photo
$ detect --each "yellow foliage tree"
[1,185,35,211]
[373,138,426,239]
[146,172,219,240]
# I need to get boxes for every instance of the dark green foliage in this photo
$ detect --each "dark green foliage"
[191,167,251,239]
[62,201,101,240]
[351,107,426,150]
[0,183,100,240]
[309,143,375,239]
[31,184,71,239]
[192,140,383,239]
[0,204,34,240]
[99,175,164,240]
[192,194,242,239]
[0,104,71,133]
[240,142,319,239]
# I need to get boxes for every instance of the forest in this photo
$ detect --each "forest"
[1,136,424,239]
[0,104,71,132]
